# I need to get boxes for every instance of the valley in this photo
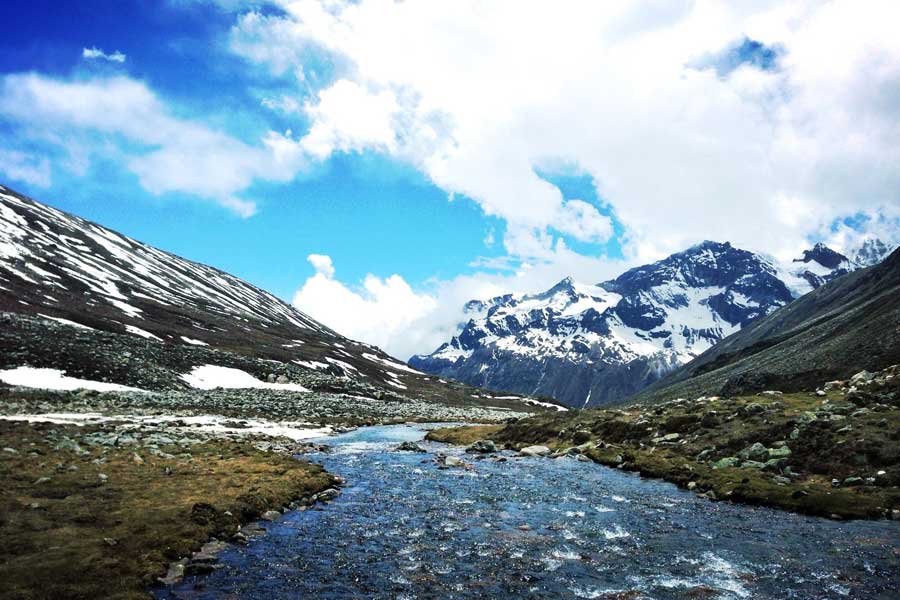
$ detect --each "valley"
[1,185,898,599]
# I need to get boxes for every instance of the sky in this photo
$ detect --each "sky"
[1,0,898,359]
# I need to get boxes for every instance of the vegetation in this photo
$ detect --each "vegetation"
[430,372,900,520]
[0,420,336,600]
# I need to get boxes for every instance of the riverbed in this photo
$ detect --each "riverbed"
[159,425,900,599]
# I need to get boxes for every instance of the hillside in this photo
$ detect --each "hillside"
[0,183,551,418]
[636,247,900,404]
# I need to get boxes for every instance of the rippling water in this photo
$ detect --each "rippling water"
[159,425,900,599]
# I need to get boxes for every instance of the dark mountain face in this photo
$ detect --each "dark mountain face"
[0,184,549,414]
[637,247,900,404]
[794,242,850,270]
[411,241,804,408]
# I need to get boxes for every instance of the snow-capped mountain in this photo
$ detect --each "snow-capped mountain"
[410,239,892,408]
[0,183,547,413]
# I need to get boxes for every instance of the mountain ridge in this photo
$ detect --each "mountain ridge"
[411,238,894,407]
[0,183,555,415]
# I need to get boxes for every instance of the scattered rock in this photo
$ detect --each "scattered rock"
[465,440,497,454]
[518,445,551,457]
[395,441,427,453]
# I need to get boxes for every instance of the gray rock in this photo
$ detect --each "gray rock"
[465,440,497,454]
[442,455,466,468]
[738,442,769,461]
[768,446,791,459]
[260,510,281,521]
[712,457,740,469]
[518,445,551,457]
[395,441,427,453]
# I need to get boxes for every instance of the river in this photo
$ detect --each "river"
[159,425,900,599]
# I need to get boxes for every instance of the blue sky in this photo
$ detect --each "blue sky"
[1,1,897,358]
[0,0,616,299]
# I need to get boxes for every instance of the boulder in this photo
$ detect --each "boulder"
[738,442,769,461]
[518,445,551,457]
[712,457,740,469]
[395,441,427,453]
[767,446,791,459]
[465,440,497,454]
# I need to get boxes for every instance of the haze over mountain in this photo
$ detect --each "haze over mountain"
[411,239,894,407]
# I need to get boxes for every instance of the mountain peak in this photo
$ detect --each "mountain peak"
[794,243,849,269]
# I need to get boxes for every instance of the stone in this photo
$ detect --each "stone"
[576,454,591,462]
[842,476,863,486]
[772,476,791,485]
[822,380,844,392]
[738,442,769,461]
[98,473,108,483]
[741,460,766,469]
[687,481,697,490]
[395,441,427,453]
[652,433,681,444]
[815,390,827,397]
[275,374,290,384]
[712,457,740,469]
[767,446,791,459]
[260,510,281,521]
[34,476,51,484]
[314,488,340,502]
[850,370,874,385]
[518,445,551,457]
[465,440,497,454]
[159,559,187,585]
[442,455,466,467]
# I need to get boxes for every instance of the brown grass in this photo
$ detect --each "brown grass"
[425,425,504,445]
[0,420,335,600]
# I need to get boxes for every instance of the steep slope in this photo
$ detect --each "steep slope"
[636,247,900,403]
[0,183,550,414]
[411,242,800,407]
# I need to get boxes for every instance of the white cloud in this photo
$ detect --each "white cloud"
[292,254,437,356]
[307,253,334,278]
[0,74,307,216]
[0,149,51,187]
[82,47,126,63]
[230,0,900,262]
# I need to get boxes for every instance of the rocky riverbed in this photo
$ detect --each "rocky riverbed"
[159,425,900,599]
[432,366,900,520]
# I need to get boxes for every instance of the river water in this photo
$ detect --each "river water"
[159,425,900,599]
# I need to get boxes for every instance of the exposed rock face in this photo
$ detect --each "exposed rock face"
[411,239,894,408]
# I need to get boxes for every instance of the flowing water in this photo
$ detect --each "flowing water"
[159,425,900,599]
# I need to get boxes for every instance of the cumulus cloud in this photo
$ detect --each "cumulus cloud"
[229,0,900,263]
[292,255,437,356]
[0,74,307,216]
[82,47,126,63]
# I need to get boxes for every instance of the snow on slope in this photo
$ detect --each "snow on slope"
[0,185,325,333]
[411,240,891,407]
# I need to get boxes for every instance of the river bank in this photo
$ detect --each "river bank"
[0,418,341,600]
[427,369,900,520]
[161,424,900,599]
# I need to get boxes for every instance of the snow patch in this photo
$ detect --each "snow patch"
[0,367,146,392]
[180,365,309,392]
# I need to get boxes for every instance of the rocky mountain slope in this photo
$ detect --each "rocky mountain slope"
[636,246,900,403]
[0,183,551,417]
[411,240,894,408]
